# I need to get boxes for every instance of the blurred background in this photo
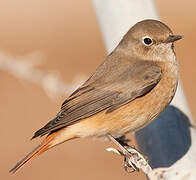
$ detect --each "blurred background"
[1,0,196,179]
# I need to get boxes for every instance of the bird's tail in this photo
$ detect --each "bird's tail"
[9,130,68,174]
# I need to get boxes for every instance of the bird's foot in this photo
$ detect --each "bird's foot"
[107,135,148,173]
[123,151,139,173]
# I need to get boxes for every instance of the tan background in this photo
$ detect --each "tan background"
[1,0,196,180]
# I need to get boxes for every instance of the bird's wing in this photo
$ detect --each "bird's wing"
[32,60,161,139]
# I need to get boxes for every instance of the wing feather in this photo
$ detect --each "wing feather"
[32,60,161,139]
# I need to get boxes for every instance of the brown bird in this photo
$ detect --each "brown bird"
[10,19,182,173]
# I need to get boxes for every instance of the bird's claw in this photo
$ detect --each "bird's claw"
[108,145,140,172]
[124,154,139,173]
[117,141,140,172]
[107,135,150,173]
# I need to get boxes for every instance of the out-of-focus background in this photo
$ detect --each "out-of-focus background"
[1,0,195,179]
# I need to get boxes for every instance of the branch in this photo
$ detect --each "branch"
[106,146,196,179]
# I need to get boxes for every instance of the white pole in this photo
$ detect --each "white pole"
[91,0,196,179]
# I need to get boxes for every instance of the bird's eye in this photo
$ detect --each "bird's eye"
[142,36,153,46]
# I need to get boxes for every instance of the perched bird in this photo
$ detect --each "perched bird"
[10,19,182,173]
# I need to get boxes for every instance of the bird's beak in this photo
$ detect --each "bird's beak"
[165,35,183,43]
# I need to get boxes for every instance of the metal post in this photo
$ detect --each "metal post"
[91,0,196,178]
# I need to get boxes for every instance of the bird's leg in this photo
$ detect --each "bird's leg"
[108,134,139,173]
[116,135,132,147]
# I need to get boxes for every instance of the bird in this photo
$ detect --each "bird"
[10,19,182,173]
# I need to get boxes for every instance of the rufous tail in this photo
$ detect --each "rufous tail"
[9,131,66,174]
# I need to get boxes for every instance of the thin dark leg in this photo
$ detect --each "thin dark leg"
[116,135,131,147]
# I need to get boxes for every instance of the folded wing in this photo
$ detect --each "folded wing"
[32,60,161,139]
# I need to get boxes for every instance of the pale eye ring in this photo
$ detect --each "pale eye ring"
[142,36,153,46]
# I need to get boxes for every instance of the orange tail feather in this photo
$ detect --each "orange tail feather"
[9,133,57,174]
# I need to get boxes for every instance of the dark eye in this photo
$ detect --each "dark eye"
[142,36,153,46]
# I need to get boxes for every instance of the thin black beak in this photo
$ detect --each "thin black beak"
[165,35,183,43]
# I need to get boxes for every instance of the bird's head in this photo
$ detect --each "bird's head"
[118,19,182,62]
